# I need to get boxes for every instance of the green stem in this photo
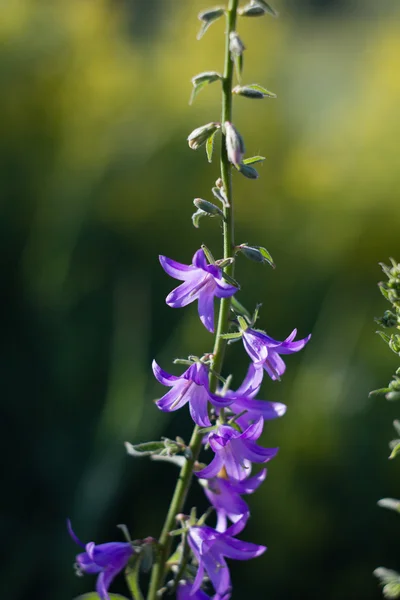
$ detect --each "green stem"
[146,2,239,598]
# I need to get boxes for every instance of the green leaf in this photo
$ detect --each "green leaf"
[192,208,207,229]
[125,554,144,600]
[256,245,275,267]
[389,441,400,459]
[234,53,243,83]
[369,387,391,397]
[125,441,165,457]
[221,271,240,288]
[190,72,222,105]
[220,332,243,340]
[253,0,279,17]
[377,330,391,344]
[243,156,266,165]
[206,129,218,163]
[189,81,209,105]
[201,244,216,265]
[246,83,276,97]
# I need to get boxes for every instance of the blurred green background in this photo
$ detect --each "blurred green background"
[1,0,400,598]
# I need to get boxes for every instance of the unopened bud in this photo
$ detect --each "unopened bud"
[376,310,398,328]
[188,122,220,150]
[233,84,277,99]
[198,6,225,22]
[193,198,224,218]
[215,178,223,188]
[229,31,246,57]
[387,391,400,402]
[238,163,259,179]
[197,7,225,39]
[377,498,400,512]
[192,71,222,86]
[224,121,245,167]
[253,0,279,17]
[239,3,267,16]
[236,244,275,268]
[212,186,229,207]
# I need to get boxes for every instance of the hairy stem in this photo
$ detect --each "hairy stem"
[146,2,239,597]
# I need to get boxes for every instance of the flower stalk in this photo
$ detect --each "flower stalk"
[146,3,239,598]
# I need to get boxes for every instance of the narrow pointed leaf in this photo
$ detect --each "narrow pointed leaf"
[230,296,252,319]
[125,554,145,600]
[125,441,166,457]
[206,129,218,163]
[192,208,207,229]
[389,442,400,459]
[243,155,266,165]
[197,7,225,40]
[220,332,243,340]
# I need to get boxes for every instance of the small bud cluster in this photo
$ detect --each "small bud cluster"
[373,259,400,598]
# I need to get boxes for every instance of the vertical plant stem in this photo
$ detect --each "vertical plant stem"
[146,2,239,598]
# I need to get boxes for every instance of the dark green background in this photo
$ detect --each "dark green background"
[1,0,400,598]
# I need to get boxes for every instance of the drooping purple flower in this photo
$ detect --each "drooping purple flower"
[188,525,266,597]
[67,520,133,600]
[221,363,287,429]
[159,248,237,333]
[196,418,278,482]
[242,327,311,380]
[177,580,230,600]
[152,360,233,427]
[200,468,267,535]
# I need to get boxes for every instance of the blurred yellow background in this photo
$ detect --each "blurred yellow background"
[1,1,400,599]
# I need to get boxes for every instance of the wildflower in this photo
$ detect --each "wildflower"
[196,418,278,481]
[200,468,267,534]
[187,525,265,597]
[153,360,233,427]
[242,327,311,380]
[222,364,286,428]
[67,520,133,600]
[159,248,237,333]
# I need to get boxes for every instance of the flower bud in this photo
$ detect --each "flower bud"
[236,244,275,268]
[386,391,400,402]
[224,121,245,167]
[197,7,225,39]
[239,3,267,17]
[252,0,279,17]
[233,84,277,99]
[229,31,246,57]
[188,122,220,150]
[238,163,259,179]
[192,71,222,86]
[193,198,224,218]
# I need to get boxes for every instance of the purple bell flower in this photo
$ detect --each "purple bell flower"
[159,248,237,333]
[221,363,287,429]
[67,520,133,600]
[201,468,267,535]
[196,418,278,481]
[187,525,266,597]
[153,360,233,427]
[242,327,311,380]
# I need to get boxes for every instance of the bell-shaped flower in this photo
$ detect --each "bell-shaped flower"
[221,364,287,429]
[196,418,278,481]
[187,525,265,597]
[201,468,267,535]
[67,520,133,600]
[242,327,311,380]
[159,248,237,333]
[153,360,233,428]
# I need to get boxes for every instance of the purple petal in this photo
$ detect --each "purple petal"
[224,512,249,537]
[242,330,269,364]
[76,551,102,574]
[166,279,202,308]
[276,333,312,354]
[241,417,264,441]
[216,536,266,561]
[156,379,191,412]
[230,396,287,421]
[202,553,231,596]
[214,279,238,299]
[198,290,215,333]
[262,353,286,380]
[96,569,116,600]
[234,364,263,398]
[242,440,278,463]
[224,444,248,481]
[152,360,179,387]
[67,519,85,549]
[208,390,235,409]
[216,510,228,533]
[189,384,212,427]
[192,248,208,270]
[231,468,267,494]
[159,255,196,281]
[195,453,224,479]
